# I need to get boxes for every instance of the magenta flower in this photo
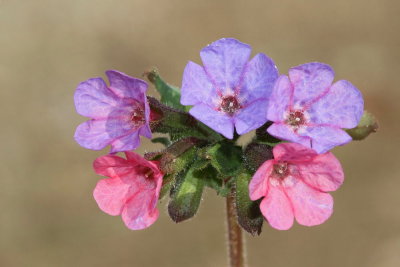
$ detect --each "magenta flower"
[74,70,151,153]
[181,38,278,139]
[93,151,163,230]
[249,143,344,230]
[267,62,364,153]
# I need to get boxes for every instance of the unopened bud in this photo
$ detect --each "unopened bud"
[346,111,378,141]
[243,143,273,171]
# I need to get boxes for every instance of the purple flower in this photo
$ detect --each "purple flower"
[74,70,151,153]
[180,38,278,139]
[267,62,364,153]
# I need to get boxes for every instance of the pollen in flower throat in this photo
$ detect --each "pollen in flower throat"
[131,104,145,128]
[137,165,154,180]
[273,162,289,179]
[286,110,306,128]
[144,169,153,179]
[218,95,241,116]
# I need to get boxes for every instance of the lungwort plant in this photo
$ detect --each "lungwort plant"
[74,38,377,267]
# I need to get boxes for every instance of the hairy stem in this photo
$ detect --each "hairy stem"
[226,192,245,267]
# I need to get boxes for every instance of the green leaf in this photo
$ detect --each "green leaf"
[235,170,263,236]
[145,69,186,111]
[346,111,378,141]
[206,142,243,177]
[168,166,205,223]
[151,137,171,147]
[192,164,228,196]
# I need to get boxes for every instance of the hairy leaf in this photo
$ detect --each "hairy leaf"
[168,166,205,223]
[235,170,263,235]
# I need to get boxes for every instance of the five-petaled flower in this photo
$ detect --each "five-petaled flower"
[180,38,278,139]
[93,151,163,230]
[249,143,344,230]
[74,70,151,153]
[267,62,364,153]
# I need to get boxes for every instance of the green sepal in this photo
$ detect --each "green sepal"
[148,97,223,142]
[255,122,283,146]
[151,137,171,147]
[143,151,163,161]
[158,144,199,200]
[190,157,210,171]
[191,164,230,197]
[206,142,243,177]
[235,169,263,236]
[160,145,198,175]
[346,111,378,141]
[159,174,174,200]
[168,166,205,223]
[145,68,186,111]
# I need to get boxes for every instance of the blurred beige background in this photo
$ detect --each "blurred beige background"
[1,0,399,266]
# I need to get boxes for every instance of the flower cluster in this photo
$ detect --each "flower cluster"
[74,38,374,232]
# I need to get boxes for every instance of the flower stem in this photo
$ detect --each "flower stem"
[226,192,245,267]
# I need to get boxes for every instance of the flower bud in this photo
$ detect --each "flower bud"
[346,111,378,141]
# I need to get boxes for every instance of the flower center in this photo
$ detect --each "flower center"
[130,103,146,128]
[143,169,154,179]
[286,110,306,128]
[273,162,289,178]
[137,165,154,180]
[219,95,241,115]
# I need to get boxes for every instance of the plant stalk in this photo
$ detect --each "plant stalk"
[226,192,245,267]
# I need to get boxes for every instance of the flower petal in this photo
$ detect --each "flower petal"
[110,131,140,153]
[139,124,152,139]
[124,151,161,175]
[273,142,317,163]
[302,126,352,153]
[74,78,118,118]
[267,75,292,122]
[289,62,334,107]
[249,160,272,201]
[285,179,333,227]
[93,154,133,178]
[74,120,112,150]
[238,53,278,104]
[181,61,215,106]
[74,105,143,151]
[106,70,148,101]
[297,152,344,192]
[267,123,311,147]
[308,80,364,128]
[189,104,234,139]
[121,172,163,230]
[200,38,251,89]
[93,177,131,216]
[121,191,160,230]
[260,185,294,230]
[234,99,269,135]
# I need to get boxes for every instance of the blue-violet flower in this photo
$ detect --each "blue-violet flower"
[267,62,364,153]
[181,38,278,139]
[74,70,151,153]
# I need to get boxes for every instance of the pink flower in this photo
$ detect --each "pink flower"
[93,151,163,230]
[249,143,344,230]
